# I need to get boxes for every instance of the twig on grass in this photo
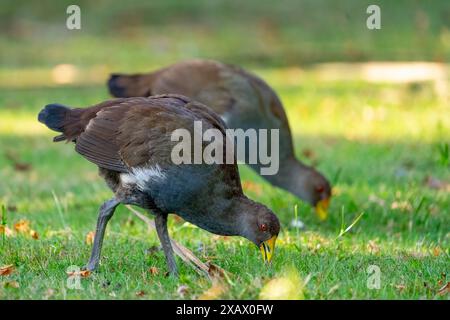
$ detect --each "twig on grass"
[125,205,211,276]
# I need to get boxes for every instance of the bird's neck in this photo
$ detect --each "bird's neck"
[178,196,245,237]
[256,155,308,188]
[256,157,311,199]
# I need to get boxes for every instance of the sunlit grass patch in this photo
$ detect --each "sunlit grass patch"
[0,66,449,299]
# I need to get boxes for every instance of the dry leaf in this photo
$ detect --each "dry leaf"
[437,282,449,296]
[4,152,32,172]
[135,290,146,297]
[367,240,380,254]
[395,284,406,291]
[14,162,32,172]
[432,247,441,257]
[390,201,412,211]
[79,270,91,277]
[0,264,15,276]
[368,194,386,207]
[149,266,159,275]
[30,229,39,240]
[6,205,17,212]
[198,282,226,300]
[67,269,91,278]
[85,231,95,245]
[4,281,19,288]
[0,225,14,237]
[44,288,55,299]
[14,219,30,234]
[424,176,450,192]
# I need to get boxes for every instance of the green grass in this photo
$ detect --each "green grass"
[0,79,448,299]
[0,1,449,300]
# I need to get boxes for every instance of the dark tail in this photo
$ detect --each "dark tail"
[38,104,71,142]
[108,72,156,98]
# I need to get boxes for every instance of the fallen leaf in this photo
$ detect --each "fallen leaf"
[14,162,32,172]
[14,219,30,234]
[367,240,380,254]
[30,229,39,240]
[390,201,412,211]
[437,282,449,296]
[197,282,226,300]
[432,247,441,257]
[0,225,14,237]
[43,288,55,299]
[424,176,450,192]
[395,284,406,292]
[368,194,386,207]
[5,151,32,172]
[3,281,19,288]
[7,205,17,212]
[85,231,95,245]
[67,269,91,278]
[149,267,159,275]
[0,264,15,276]
[135,290,146,297]
[80,270,91,277]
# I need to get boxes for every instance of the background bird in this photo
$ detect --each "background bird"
[108,59,331,220]
[38,94,280,276]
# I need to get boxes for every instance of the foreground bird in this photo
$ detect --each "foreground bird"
[38,94,280,275]
[108,59,331,219]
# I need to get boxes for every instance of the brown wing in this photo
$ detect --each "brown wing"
[75,103,131,172]
[149,60,236,115]
[74,95,240,185]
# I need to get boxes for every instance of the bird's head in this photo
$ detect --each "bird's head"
[236,197,280,263]
[272,160,332,221]
[296,167,332,221]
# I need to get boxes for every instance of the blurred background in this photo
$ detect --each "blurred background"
[0,0,449,299]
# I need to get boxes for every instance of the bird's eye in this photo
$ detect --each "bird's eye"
[315,185,324,193]
[259,223,268,232]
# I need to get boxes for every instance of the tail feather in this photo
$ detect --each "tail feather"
[108,72,159,98]
[38,104,70,132]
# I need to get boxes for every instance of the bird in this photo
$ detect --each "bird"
[107,59,331,220]
[38,94,280,276]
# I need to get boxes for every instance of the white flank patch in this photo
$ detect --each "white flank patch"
[120,164,166,190]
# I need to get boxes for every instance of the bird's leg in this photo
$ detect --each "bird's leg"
[84,198,120,271]
[154,213,178,277]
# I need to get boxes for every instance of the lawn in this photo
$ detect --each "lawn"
[0,0,449,300]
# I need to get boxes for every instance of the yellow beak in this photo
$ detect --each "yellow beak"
[260,235,277,263]
[315,198,330,221]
